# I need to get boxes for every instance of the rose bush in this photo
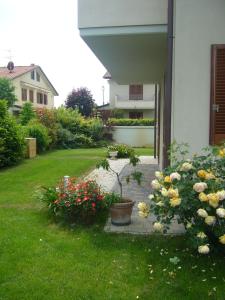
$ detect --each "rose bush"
[39,177,107,223]
[139,144,225,254]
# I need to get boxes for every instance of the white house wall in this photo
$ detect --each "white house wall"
[172,0,225,155]
[78,0,167,29]
[13,70,55,108]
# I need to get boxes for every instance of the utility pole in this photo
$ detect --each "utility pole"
[102,86,105,105]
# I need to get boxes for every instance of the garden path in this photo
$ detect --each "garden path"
[87,156,185,235]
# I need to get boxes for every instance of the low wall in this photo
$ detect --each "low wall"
[110,126,154,147]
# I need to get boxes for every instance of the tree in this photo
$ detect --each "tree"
[0,78,17,107]
[20,102,36,125]
[65,87,95,117]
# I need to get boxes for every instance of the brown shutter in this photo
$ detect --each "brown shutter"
[210,45,225,145]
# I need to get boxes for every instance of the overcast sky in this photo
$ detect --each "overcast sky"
[0,0,109,106]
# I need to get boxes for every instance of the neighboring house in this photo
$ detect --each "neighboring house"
[78,0,225,168]
[0,63,58,111]
[103,72,155,119]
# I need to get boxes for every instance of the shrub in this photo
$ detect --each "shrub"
[107,144,135,158]
[20,102,36,125]
[82,118,104,141]
[107,118,155,126]
[55,107,84,133]
[24,121,50,153]
[56,127,76,149]
[36,108,58,148]
[73,133,94,148]
[0,100,25,168]
[39,177,107,223]
[139,143,225,254]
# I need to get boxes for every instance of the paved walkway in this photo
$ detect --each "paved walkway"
[87,156,185,235]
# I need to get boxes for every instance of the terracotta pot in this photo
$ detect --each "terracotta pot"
[110,199,134,226]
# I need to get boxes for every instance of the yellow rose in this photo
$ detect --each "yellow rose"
[197,170,207,179]
[219,148,225,158]
[199,192,208,202]
[219,234,225,244]
[164,176,172,183]
[167,188,179,198]
[169,197,181,207]
[205,172,215,180]
[207,193,220,208]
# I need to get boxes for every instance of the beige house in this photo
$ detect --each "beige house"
[103,72,155,119]
[78,0,225,168]
[0,64,58,110]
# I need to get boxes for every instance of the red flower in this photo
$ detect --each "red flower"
[76,198,81,203]
[92,203,96,208]
[83,196,89,201]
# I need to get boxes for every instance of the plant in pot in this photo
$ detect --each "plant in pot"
[97,154,142,225]
[107,145,118,160]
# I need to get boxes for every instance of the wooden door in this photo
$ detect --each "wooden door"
[210,45,225,145]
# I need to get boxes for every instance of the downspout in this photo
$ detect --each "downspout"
[163,0,174,168]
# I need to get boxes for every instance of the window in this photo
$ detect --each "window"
[37,92,43,104]
[129,112,143,119]
[129,84,143,100]
[31,70,35,80]
[29,90,34,102]
[36,72,40,82]
[21,88,27,101]
[44,94,48,105]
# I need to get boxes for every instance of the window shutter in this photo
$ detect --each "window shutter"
[210,45,225,144]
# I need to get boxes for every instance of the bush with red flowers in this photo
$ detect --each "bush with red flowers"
[39,177,107,223]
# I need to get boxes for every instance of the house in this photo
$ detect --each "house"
[103,72,155,119]
[0,63,58,111]
[78,0,225,168]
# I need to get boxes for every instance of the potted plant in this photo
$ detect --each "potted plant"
[107,145,118,159]
[97,154,142,225]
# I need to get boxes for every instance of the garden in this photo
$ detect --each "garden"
[0,81,225,299]
[0,147,225,299]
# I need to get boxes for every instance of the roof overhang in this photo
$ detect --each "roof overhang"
[80,25,167,84]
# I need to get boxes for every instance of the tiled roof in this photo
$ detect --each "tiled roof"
[0,65,36,79]
[0,64,58,96]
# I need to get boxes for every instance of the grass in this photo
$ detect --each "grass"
[0,148,225,300]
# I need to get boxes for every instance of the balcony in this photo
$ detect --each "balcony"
[78,0,168,84]
[78,0,167,29]
[114,97,154,110]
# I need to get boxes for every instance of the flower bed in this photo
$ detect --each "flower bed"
[39,177,107,223]
[139,145,225,254]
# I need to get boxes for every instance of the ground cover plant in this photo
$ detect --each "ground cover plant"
[0,148,224,299]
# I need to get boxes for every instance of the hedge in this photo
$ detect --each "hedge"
[107,118,155,126]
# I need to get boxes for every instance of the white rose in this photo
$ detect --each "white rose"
[170,172,181,181]
[153,222,163,232]
[186,222,192,229]
[138,202,147,211]
[151,179,161,190]
[156,201,164,207]
[180,162,193,172]
[139,211,149,218]
[205,216,216,226]
[161,188,168,197]
[217,190,225,201]
[198,245,210,254]
[197,232,207,239]
[148,194,154,200]
[193,182,208,193]
[216,208,225,218]
[155,171,163,179]
[197,208,208,218]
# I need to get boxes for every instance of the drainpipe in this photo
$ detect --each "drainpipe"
[163,0,174,168]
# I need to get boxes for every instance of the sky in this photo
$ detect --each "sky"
[0,0,109,106]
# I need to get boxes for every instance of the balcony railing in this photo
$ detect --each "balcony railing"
[114,97,154,110]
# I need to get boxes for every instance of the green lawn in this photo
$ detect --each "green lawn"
[0,149,225,300]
